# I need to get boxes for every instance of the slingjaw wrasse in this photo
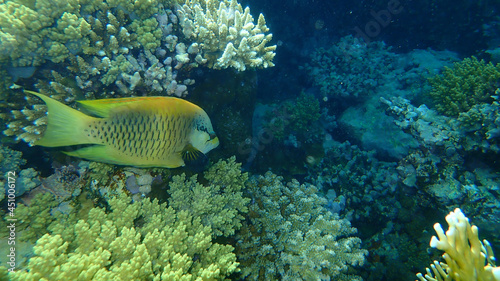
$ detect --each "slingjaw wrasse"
[27,91,219,168]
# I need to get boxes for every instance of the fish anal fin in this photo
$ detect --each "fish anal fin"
[64,145,123,165]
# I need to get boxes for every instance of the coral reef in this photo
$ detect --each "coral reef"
[34,162,87,201]
[303,35,401,101]
[167,156,250,237]
[9,193,239,280]
[381,96,461,155]
[237,171,366,280]
[416,208,500,281]
[0,0,275,88]
[0,144,27,201]
[427,56,500,117]
[2,90,50,146]
[382,96,500,247]
[10,168,41,197]
[0,144,26,174]
[307,139,401,227]
[262,92,324,143]
[457,96,500,153]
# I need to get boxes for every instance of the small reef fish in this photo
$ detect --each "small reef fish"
[27,91,219,168]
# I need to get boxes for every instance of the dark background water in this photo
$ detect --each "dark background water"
[240,0,500,101]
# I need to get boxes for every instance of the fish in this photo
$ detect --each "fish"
[26,91,219,168]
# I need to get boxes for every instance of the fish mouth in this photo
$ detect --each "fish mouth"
[209,136,220,148]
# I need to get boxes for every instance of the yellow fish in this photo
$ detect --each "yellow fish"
[27,91,219,168]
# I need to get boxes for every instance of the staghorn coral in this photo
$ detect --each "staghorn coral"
[167,156,250,237]
[237,172,366,280]
[427,56,500,117]
[9,193,239,280]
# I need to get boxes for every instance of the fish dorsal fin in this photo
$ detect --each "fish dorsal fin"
[77,96,179,118]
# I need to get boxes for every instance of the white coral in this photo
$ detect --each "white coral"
[176,0,276,71]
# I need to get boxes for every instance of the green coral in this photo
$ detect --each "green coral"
[167,156,250,237]
[12,193,58,243]
[0,0,165,67]
[0,0,91,66]
[9,193,239,280]
[285,92,321,133]
[428,56,500,116]
[236,172,367,280]
[264,93,322,143]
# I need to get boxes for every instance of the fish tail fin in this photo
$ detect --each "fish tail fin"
[26,91,94,147]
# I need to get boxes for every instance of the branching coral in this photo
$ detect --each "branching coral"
[167,156,250,237]
[237,172,366,280]
[13,193,58,243]
[176,0,276,71]
[0,0,91,66]
[416,208,500,281]
[428,56,500,117]
[9,193,239,280]
[2,0,276,147]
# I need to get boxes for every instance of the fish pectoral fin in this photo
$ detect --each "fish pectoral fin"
[181,144,208,168]
[64,145,122,165]
[181,144,203,162]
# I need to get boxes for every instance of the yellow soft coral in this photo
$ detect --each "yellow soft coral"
[416,208,500,281]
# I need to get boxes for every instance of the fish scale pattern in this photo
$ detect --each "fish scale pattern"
[84,111,195,162]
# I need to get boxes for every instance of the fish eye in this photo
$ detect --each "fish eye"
[209,133,216,140]
[197,125,206,132]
